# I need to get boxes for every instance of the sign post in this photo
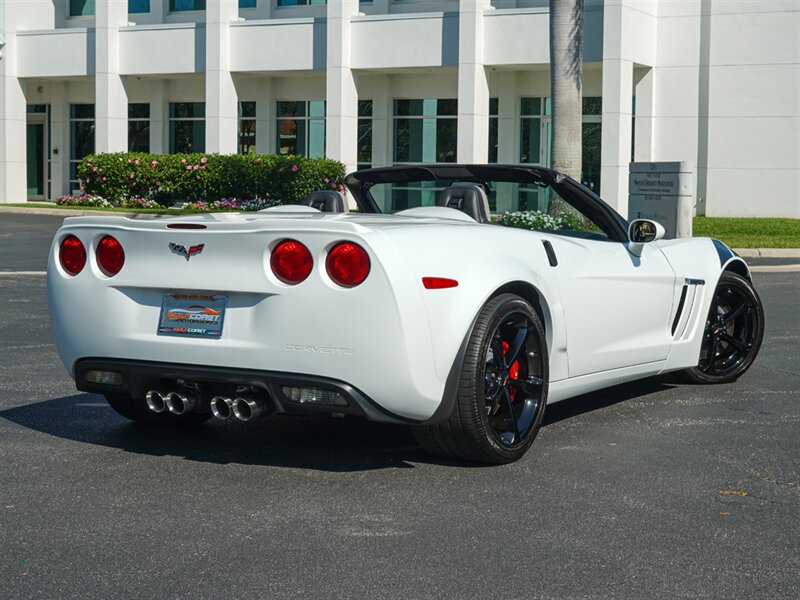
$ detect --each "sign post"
[628,161,694,238]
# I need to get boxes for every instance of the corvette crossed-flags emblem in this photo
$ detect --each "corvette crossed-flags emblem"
[169,242,205,261]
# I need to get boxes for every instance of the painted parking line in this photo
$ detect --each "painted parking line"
[0,271,47,276]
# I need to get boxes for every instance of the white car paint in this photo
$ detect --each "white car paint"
[47,209,747,423]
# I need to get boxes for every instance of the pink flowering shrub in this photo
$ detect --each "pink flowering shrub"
[77,153,346,207]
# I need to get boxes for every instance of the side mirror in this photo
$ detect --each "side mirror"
[628,219,665,257]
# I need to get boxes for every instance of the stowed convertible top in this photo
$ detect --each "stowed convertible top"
[345,164,558,187]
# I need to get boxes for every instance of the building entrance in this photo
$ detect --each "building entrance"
[26,107,49,201]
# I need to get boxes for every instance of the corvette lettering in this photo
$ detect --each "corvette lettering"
[285,344,356,356]
[169,242,205,261]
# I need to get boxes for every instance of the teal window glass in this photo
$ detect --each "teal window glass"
[129,0,150,13]
[169,103,205,153]
[70,0,94,17]
[393,98,458,164]
[128,104,150,153]
[277,0,326,6]
[239,0,257,7]
[170,0,205,11]
[358,100,373,169]
[519,97,542,164]
[276,100,325,158]
[488,97,499,163]
[70,104,95,188]
[239,101,256,155]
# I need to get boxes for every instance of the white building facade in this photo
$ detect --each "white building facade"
[0,0,798,217]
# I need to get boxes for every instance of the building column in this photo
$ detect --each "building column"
[149,80,166,154]
[95,0,129,153]
[600,58,633,216]
[370,75,391,168]
[49,82,69,198]
[495,71,518,212]
[457,0,491,163]
[633,67,655,162]
[255,77,274,154]
[206,0,239,154]
[0,14,27,203]
[600,0,634,217]
[326,0,359,174]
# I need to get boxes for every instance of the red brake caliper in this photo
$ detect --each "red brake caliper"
[501,341,519,400]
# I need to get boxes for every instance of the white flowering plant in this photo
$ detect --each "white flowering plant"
[497,210,588,231]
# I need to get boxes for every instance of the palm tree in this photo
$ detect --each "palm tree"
[549,0,584,218]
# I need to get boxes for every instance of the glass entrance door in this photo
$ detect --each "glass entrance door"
[26,111,48,201]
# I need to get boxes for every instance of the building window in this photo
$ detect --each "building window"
[170,0,205,11]
[129,0,150,13]
[357,100,372,170]
[70,104,95,190]
[519,97,542,164]
[276,101,326,158]
[488,97,499,164]
[393,99,457,164]
[239,0,257,7]
[169,103,205,154]
[239,101,256,155]
[69,0,94,16]
[128,104,150,152]
[277,1,327,6]
[581,97,602,193]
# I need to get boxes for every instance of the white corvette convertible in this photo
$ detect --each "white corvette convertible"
[47,165,764,463]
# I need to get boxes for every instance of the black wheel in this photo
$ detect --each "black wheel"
[413,293,549,464]
[683,271,764,384]
[104,393,211,426]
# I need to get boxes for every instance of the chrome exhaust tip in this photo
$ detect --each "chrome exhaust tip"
[210,396,233,420]
[232,396,268,422]
[165,391,201,415]
[145,390,166,413]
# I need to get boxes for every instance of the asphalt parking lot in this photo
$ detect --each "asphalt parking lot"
[1,212,798,599]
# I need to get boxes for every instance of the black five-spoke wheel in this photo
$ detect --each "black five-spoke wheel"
[483,314,545,447]
[684,271,764,384]
[414,293,549,464]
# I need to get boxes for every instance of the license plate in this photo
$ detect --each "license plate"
[157,293,227,339]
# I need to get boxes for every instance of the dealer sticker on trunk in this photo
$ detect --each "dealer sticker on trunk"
[157,293,227,339]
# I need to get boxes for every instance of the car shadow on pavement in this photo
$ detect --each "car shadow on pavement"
[0,378,675,471]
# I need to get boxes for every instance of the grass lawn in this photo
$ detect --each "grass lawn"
[693,217,800,248]
[3,204,798,248]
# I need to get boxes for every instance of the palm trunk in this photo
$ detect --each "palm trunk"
[549,0,584,217]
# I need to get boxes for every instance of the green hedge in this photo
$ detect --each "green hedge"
[77,153,347,205]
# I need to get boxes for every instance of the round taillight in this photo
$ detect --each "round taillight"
[97,235,125,276]
[59,235,86,276]
[326,242,370,287]
[270,240,313,284]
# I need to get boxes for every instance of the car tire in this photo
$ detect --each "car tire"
[104,393,211,426]
[683,271,764,384]
[413,293,549,464]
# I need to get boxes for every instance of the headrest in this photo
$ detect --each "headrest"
[301,190,346,213]
[435,184,491,223]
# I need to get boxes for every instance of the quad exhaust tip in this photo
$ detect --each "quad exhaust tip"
[148,390,270,421]
[146,390,201,415]
[210,395,269,422]
[210,396,233,420]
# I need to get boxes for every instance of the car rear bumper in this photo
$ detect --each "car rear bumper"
[74,357,420,424]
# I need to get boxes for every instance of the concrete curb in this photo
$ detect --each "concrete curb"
[732,248,800,259]
[2,206,799,258]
